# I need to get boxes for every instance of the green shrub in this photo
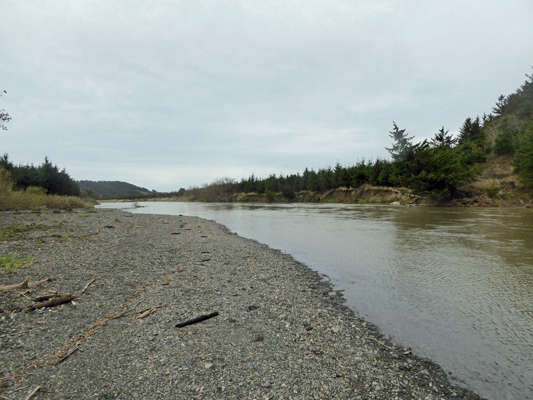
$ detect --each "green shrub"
[264,189,275,202]
[514,123,533,187]
[282,185,295,199]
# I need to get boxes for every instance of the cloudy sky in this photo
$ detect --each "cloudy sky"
[1,1,532,191]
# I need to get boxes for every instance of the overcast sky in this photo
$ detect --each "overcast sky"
[1,1,532,191]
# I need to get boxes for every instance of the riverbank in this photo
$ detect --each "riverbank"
[1,209,483,399]
[119,181,533,208]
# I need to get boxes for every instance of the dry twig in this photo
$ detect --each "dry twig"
[24,386,40,400]
[80,279,95,293]
[136,307,156,319]
[136,304,164,319]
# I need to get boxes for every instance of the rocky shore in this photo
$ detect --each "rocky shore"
[0,209,483,399]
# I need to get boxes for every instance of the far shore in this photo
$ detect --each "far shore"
[98,183,533,208]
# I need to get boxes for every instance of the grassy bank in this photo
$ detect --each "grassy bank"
[0,169,95,211]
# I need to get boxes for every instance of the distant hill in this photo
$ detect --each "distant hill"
[78,180,154,200]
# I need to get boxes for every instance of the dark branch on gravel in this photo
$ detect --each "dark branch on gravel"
[175,311,219,328]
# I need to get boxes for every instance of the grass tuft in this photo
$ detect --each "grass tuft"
[0,255,34,274]
[0,224,50,241]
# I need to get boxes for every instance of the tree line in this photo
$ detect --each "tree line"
[186,68,533,201]
[0,155,81,197]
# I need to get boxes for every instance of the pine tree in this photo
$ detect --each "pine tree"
[0,90,11,131]
[430,127,458,148]
[386,122,415,161]
[458,117,482,144]
[514,123,533,187]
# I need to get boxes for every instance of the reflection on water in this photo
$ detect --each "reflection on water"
[98,202,533,399]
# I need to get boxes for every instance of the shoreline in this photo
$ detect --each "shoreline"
[0,209,483,399]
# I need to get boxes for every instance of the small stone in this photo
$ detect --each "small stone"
[204,363,213,369]
[252,335,264,343]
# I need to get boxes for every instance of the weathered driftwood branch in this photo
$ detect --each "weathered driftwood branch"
[33,294,57,302]
[26,295,76,312]
[136,307,156,319]
[0,276,50,291]
[0,276,30,290]
[28,278,51,288]
[176,311,219,328]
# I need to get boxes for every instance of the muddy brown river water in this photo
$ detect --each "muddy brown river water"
[99,202,533,400]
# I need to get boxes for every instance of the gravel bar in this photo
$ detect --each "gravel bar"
[0,209,483,399]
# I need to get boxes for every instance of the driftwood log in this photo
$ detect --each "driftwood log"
[26,295,76,312]
[33,294,57,302]
[0,276,50,291]
[176,311,219,328]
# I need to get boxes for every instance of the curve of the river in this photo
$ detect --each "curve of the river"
[98,202,533,400]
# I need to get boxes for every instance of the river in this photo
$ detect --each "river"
[98,202,533,400]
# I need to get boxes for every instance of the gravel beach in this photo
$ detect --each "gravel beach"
[0,208,483,400]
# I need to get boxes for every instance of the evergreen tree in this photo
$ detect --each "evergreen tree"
[0,90,10,131]
[386,122,415,161]
[492,95,507,116]
[430,127,458,148]
[458,116,482,144]
[306,170,320,191]
[514,123,533,187]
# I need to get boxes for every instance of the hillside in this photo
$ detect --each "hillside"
[78,180,154,200]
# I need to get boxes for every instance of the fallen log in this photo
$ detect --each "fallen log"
[33,294,57,302]
[176,311,219,328]
[26,295,76,312]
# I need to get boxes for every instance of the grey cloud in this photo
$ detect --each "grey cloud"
[1,0,532,190]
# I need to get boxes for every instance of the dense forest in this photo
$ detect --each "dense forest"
[0,155,81,196]
[182,69,533,204]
